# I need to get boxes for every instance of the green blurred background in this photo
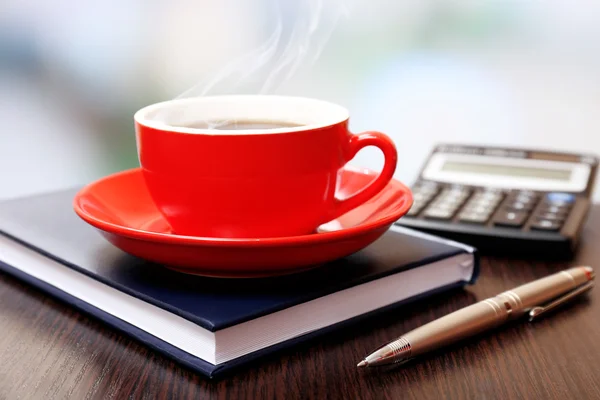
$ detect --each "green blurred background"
[2,1,600,199]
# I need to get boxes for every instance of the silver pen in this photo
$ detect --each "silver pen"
[358,266,595,368]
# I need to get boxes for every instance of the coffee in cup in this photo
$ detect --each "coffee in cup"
[181,120,304,130]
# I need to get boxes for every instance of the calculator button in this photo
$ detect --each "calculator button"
[545,192,575,204]
[530,219,562,231]
[493,211,528,227]
[416,181,439,190]
[464,204,493,215]
[544,193,575,210]
[534,212,565,222]
[411,198,432,209]
[443,197,466,206]
[507,192,538,201]
[459,211,490,224]
[424,208,454,220]
[512,195,537,205]
[446,187,468,194]
[480,190,503,199]
[414,191,435,200]
[444,194,469,204]
[434,191,470,209]
[538,205,570,216]
[413,191,434,200]
[542,199,573,208]
[430,201,457,211]
[543,202,572,210]
[477,197,502,206]
[413,182,440,195]
[443,187,470,197]
[467,202,496,213]
[413,190,436,200]
[472,194,500,202]
[412,193,429,201]
[511,190,538,200]
[470,196,502,207]
[407,206,422,217]
[504,201,535,212]
[409,187,439,216]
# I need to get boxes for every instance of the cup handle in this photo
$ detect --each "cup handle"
[330,131,398,220]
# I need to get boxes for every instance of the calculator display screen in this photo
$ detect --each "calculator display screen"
[441,161,572,181]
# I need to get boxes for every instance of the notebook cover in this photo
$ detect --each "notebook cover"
[0,189,479,378]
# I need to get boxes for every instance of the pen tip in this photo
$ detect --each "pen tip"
[357,360,368,368]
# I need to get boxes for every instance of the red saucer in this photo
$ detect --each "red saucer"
[73,167,413,278]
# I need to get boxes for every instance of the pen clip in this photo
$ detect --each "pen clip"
[528,281,594,322]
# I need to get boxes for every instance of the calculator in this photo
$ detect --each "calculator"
[395,144,598,258]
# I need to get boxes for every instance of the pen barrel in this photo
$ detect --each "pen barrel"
[404,301,509,357]
[404,267,593,358]
[508,267,591,310]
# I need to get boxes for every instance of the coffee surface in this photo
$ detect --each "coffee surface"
[182,120,304,130]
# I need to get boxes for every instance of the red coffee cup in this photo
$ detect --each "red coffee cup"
[134,95,397,238]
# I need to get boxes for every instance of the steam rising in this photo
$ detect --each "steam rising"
[163,0,349,128]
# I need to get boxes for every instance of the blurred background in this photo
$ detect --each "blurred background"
[2,0,600,200]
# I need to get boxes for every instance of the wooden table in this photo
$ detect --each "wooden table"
[2,208,600,400]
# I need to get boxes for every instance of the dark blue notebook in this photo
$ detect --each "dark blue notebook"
[0,189,479,378]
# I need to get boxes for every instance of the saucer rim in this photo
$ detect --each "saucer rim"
[73,167,413,248]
